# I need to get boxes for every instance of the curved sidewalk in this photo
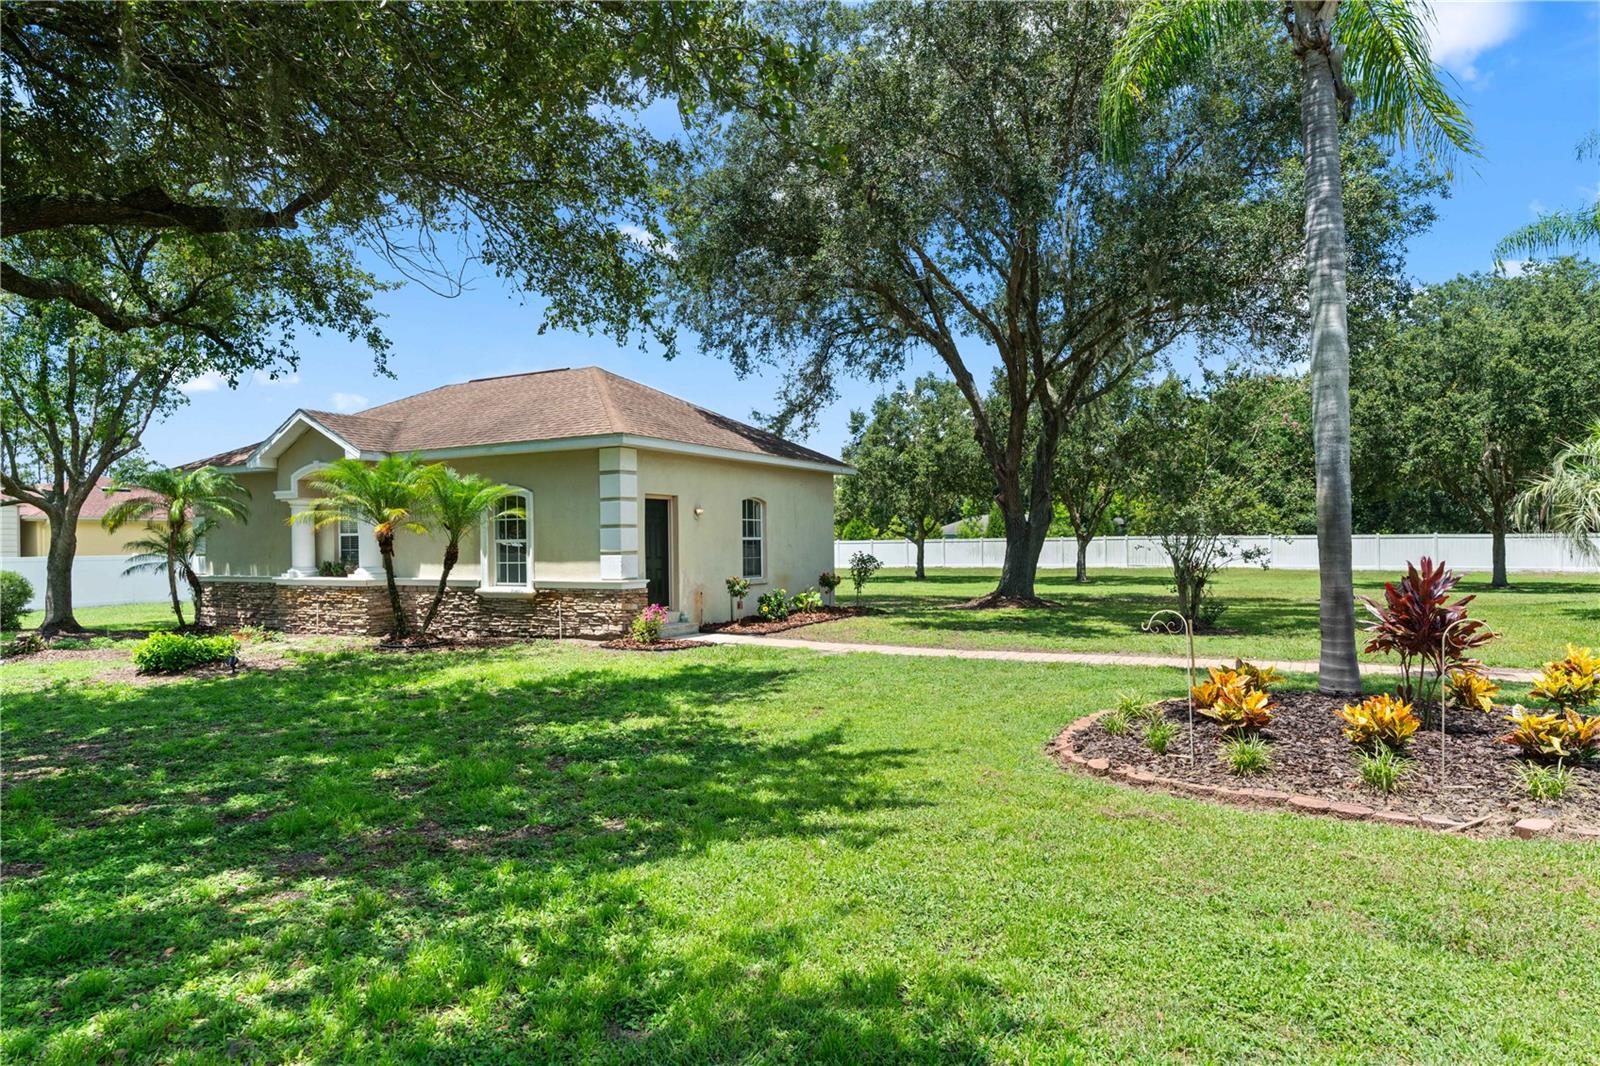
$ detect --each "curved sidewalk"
[694,631,1541,683]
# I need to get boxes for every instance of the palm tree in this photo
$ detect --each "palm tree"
[1102,0,1476,695]
[1513,422,1600,562]
[298,455,430,638]
[417,466,521,638]
[102,465,251,628]
[1496,134,1599,262]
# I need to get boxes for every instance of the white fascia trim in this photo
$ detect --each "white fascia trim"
[412,433,851,475]
[248,410,370,468]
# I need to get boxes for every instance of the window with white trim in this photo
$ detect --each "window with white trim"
[490,493,530,587]
[741,498,765,580]
[337,519,360,568]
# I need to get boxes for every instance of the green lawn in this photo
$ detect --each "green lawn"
[810,568,1599,667]
[3,642,1594,1063]
[14,600,180,636]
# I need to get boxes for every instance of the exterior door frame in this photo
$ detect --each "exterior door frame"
[643,494,676,611]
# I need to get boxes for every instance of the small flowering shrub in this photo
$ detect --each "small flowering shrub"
[1529,645,1600,713]
[848,551,882,602]
[725,576,751,603]
[789,588,823,613]
[817,571,841,592]
[1338,694,1420,750]
[757,589,791,621]
[629,603,669,644]
[1500,705,1600,762]
[1445,669,1499,715]
[132,632,238,674]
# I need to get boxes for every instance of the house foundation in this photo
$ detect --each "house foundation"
[198,577,646,640]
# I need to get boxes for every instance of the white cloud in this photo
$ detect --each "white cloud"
[330,392,369,413]
[251,370,301,388]
[180,371,223,394]
[1426,1,1524,82]
[1499,258,1527,277]
[617,224,677,259]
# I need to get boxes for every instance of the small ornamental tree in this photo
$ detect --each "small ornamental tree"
[848,551,882,604]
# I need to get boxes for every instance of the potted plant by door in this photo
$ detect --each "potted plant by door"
[817,571,841,607]
[726,576,752,621]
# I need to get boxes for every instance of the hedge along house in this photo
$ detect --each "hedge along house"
[190,367,849,639]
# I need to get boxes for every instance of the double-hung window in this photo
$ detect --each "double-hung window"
[741,498,765,580]
[337,519,360,568]
[491,493,530,587]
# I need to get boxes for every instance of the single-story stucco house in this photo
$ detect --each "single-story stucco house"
[189,367,849,638]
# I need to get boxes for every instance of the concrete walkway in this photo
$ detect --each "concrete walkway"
[694,631,1541,683]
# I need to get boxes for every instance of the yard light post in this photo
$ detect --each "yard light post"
[1142,609,1196,762]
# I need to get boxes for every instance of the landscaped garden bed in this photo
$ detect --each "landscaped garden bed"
[1058,694,1600,835]
[700,605,873,636]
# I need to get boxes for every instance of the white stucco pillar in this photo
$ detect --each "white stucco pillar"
[352,520,381,579]
[598,447,639,580]
[286,500,316,577]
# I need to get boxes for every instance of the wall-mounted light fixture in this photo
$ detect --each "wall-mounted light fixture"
[693,505,705,519]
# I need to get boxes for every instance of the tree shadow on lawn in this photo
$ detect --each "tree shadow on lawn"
[2,649,947,1062]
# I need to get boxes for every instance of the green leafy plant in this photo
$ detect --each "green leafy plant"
[629,603,669,644]
[317,559,353,577]
[1529,645,1600,713]
[1101,709,1130,736]
[817,571,841,592]
[0,570,34,631]
[49,637,90,650]
[1339,694,1421,750]
[1500,705,1600,762]
[1355,748,1413,796]
[1445,669,1499,715]
[848,551,882,602]
[231,624,281,643]
[1516,761,1573,802]
[1221,736,1271,776]
[1144,719,1176,755]
[132,632,238,674]
[789,588,823,613]
[1359,557,1497,704]
[756,589,791,621]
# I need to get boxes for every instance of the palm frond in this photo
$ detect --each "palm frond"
[1336,0,1478,168]
[1512,422,1600,560]
[1495,202,1600,261]
[1101,0,1261,161]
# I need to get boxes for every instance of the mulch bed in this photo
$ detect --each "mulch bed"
[699,606,871,636]
[598,638,711,652]
[1069,692,1600,830]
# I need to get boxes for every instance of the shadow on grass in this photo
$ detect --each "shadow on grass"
[1,648,963,1062]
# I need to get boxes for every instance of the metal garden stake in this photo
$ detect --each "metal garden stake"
[1143,609,1196,762]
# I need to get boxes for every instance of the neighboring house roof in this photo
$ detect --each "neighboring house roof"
[2,478,164,521]
[195,366,849,471]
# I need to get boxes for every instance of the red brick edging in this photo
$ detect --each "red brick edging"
[1047,710,1599,843]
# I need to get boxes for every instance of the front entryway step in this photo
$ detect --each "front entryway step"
[660,620,700,639]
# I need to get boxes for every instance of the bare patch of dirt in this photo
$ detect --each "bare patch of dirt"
[599,638,711,652]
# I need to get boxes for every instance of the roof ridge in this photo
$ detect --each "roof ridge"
[590,366,626,434]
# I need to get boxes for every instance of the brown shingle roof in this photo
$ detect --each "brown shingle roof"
[4,478,165,521]
[203,367,846,469]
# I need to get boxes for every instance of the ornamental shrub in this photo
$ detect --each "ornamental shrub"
[1500,705,1600,762]
[1338,694,1420,750]
[757,589,790,621]
[1445,669,1500,714]
[789,588,823,613]
[630,603,669,643]
[848,551,882,602]
[132,631,238,674]
[0,570,33,631]
[1529,645,1600,712]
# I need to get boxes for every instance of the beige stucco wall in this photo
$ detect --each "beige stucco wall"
[197,422,839,604]
[634,449,838,624]
[17,517,166,557]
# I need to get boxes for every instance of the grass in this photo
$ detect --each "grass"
[13,601,181,636]
[819,568,1598,666]
[4,641,1595,1063]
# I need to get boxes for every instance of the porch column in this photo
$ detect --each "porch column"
[352,520,381,579]
[285,500,316,577]
[598,446,639,580]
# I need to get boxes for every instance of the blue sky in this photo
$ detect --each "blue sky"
[148,1,1599,467]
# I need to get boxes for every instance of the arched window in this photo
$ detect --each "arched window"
[741,498,765,580]
[484,491,532,588]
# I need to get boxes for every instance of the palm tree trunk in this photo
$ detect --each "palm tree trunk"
[1301,39,1361,695]
[421,540,459,637]
[378,533,409,638]
[40,511,83,636]
[166,561,185,629]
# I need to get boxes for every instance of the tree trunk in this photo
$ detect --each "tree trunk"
[1490,513,1509,588]
[1300,38,1362,695]
[39,510,83,636]
[989,409,1061,603]
[1075,533,1092,583]
[422,540,459,636]
[182,563,205,625]
[166,559,185,629]
[378,533,408,637]
[914,535,926,580]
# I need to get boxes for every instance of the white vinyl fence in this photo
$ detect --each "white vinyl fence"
[2,554,193,611]
[835,534,1600,574]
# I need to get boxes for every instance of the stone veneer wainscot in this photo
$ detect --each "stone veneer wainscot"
[199,577,646,640]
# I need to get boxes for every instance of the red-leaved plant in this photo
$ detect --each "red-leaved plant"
[1359,557,1496,711]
